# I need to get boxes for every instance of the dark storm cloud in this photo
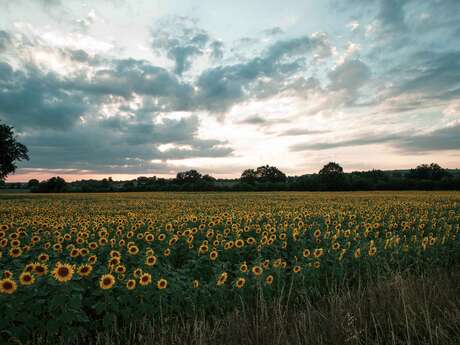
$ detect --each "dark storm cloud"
[21,115,232,173]
[394,51,460,101]
[195,35,329,112]
[66,58,194,109]
[290,124,460,153]
[0,62,90,130]
[395,124,460,152]
[0,30,234,173]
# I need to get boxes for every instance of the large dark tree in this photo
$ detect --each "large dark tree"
[406,163,450,180]
[240,165,287,184]
[0,123,29,181]
[176,169,203,184]
[240,168,257,184]
[319,162,346,190]
[255,165,287,183]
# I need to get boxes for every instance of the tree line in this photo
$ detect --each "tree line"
[22,162,460,193]
[1,122,459,192]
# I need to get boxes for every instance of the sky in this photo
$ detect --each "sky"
[1,0,460,182]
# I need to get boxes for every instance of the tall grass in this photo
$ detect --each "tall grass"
[25,268,460,345]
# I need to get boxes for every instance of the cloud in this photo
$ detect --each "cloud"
[0,62,91,130]
[195,34,330,112]
[151,16,223,76]
[277,128,328,136]
[328,59,371,91]
[395,124,460,152]
[290,133,401,151]
[0,31,11,51]
[290,124,460,153]
[237,115,268,125]
[20,114,232,174]
[395,51,460,101]
[377,0,407,32]
[263,27,284,36]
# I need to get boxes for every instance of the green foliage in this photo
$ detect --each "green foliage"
[0,123,29,181]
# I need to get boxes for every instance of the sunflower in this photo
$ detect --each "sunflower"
[3,270,13,279]
[133,268,143,278]
[262,259,270,269]
[235,239,244,248]
[240,263,248,272]
[235,277,246,288]
[25,263,36,272]
[126,279,136,290]
[9,247,22,258]
[139,272,152,286]
[314,248,324,258]
[354,248,361,259]
[265,275,274,285]
[145,233,154,242]
[34,263,48,276]
[209,250,218,261]
[252,265,263,276]
[77,264,93,277]
[128,245,139,255]
[163,248,170,257]
[88,255,97,264]
[193,279,200,288]
[99,274,116,290]
[157,278,168,289]
[217,272,228,286]
[368,246,377,257]
[293,265,301,273]
[145,255,157,267]
[108,257,120,266]
[38,253,49,262]
[19,272,35,286]
[303,249,311,258]
[52,263,74,283]
[0,279,17,294]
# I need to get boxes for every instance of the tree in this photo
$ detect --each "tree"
[319,162,346,190]
[0,123,29,181]
[319,162,343,176]
[407,163,450,180]
[240,169,257,184]
[202,174,216,182]
[28,179,39,189]
[36,176,67,193]
[176,170,202,184]
[255,165,287,183]
[240,165,287,184]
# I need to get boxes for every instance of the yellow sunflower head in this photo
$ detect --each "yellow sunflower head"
[0,279,17,294]
[157,278,168,289]
[52,263,74,283]
[99,274,116,290]
[19,272,35,286]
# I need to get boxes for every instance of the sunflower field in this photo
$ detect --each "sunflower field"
[0,191,459,344]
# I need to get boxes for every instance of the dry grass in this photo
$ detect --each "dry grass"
[30,269,459,345]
